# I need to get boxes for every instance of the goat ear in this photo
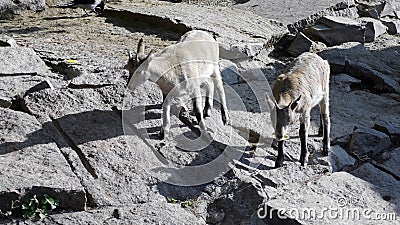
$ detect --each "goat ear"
[290,95,301,111]
[135,38,146,62]
[137,38,145,54]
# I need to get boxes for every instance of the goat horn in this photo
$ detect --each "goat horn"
[137,38,145,55]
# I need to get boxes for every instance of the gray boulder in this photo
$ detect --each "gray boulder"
[375,147,400,178]
[312,145,356,172]
[306,16,366,46]
[374,120,400,145]
[329,145,356,171]
[0,0,45,19]
[381,18,400,35]
[109,3,287,51]
[357,0,397,18]
[0,75,54,109]
[332,73,361,92]
[350,162,400,208]
[0,108,86,212]
[0,47,49,76]
[318,42,399,93]
[235,0,358,33]
[329,86,400,142]
[45,202,205,225]
[22,85,167,207]
[287,32,327,56]
[248,162,329,188]
[262,166,399,225]
[349,126,391,156]
[345,60,400,93]
[358,17,387,42]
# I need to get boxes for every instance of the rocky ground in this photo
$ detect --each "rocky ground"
[0,0,400,224]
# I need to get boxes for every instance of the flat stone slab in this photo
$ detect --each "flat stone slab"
[330,87,400,141]
[0,75,52,106]
[312,145,356,172]
[0,47,49,76]
[375,147,400,179]
[349,126,391,156]
[374,117,400,139]
[105,2,288,48]
[23,85,167,207]
[0,108,85,212]
[3,202,205,224]
[262,164,399,224]
[381,18,400,35]
[365,34,400,73]
[235,0,357,32]
[252,163,329,188]
[308,16,365,46]
[48,203,205,225]
[318,42,397,82]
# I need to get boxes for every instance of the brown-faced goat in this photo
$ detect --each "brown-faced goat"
[267,52,330,167]
[125,30,229,139]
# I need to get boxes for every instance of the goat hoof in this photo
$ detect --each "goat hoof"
[222,115,229,126]
[300,156,306,166]
[160,128,169,140]
[322,149,329,156]
[203,109,211,118]
[159,130,165,140]
[318,128,323,137]
[275,159,284,168]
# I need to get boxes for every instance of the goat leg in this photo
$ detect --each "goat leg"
[275,140,285,168]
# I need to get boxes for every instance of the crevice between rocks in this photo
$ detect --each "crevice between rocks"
[370,162,400,182]
[0,72,38,76]
[287,2,357,33]
[49,117,97,208]
[50,116,99,180]
[67,83,115,89]
[103,8,191,36]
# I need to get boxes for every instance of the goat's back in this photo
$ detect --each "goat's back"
[158,30,218,62]
[272,53,330,111]
[150,30,219,81]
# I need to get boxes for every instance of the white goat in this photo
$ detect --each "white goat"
[266,52,330,167]
[126,30,229,139]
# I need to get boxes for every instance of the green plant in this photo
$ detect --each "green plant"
[166,196,179,204]
[0,209,12,218]
[166,197,194,208]
[0,194,58,220]
[180,199,194,208]
[21,194,59,219]
[0,200,19,219]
